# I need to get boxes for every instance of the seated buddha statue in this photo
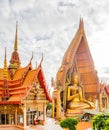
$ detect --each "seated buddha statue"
[66,73,94,110]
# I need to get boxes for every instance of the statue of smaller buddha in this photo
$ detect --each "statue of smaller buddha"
[66,73,94,110]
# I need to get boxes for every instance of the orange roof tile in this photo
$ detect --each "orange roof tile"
[13,65,29,80]
[8,96,21,102]
[0,63,51,104]
[22,70,36,86]
[8,69,37,101]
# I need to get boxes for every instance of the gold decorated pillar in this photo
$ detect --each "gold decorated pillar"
[99,93,102,112]
[52,89,61,119]
[15,106,18,125]
[0,114,1,124]
[43,103,46,122]
[106,97,108,110]
[52,99,54,118]
[23,104,27,127]
[56,90,61,119]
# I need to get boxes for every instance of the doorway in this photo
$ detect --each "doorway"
[0,114,9,124]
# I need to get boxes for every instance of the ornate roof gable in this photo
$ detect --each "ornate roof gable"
[21,64,52,102]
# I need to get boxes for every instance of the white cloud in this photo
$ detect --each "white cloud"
[0,0,109,84]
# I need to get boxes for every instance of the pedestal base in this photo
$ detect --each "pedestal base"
[66,109,83,117]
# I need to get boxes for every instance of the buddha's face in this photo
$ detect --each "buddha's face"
[73,74,79,84]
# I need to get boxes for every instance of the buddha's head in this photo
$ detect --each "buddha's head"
[73,73,79,85]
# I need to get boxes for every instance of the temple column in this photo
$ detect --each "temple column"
[106,97,108,110]
[42,103,46,125]
[15,107,18,125]
[56,90,61,119]
[95,99,99,111]
[104,97,108,110]
[43,103,46,120]
[23,104,27,127]
[99,93,102,112]
[0,114,1,124]
[52,99,54,118]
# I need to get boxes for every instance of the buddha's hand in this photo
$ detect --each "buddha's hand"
[89,101,95,108]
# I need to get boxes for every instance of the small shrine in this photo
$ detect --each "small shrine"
[0,22,51,128]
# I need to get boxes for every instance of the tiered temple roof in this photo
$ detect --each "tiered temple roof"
[0,22,51,105]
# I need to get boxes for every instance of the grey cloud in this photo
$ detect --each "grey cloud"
[101,67,109,74]
[58,1,79,7]
[34,33,53,42]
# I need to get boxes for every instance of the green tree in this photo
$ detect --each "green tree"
[46,103,52,111]
[104,118,109,130]
[92,113,109,130]
[60,118,78,130]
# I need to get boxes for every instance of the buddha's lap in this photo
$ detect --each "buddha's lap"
[68,102,90,108]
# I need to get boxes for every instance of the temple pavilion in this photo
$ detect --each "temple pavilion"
[0,23,51,127]
[52,19,109,119]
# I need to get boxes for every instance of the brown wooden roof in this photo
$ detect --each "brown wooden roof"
[56,19,99,96]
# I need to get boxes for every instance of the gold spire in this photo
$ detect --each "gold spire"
[14,21,18,51]
[4,47,8,79]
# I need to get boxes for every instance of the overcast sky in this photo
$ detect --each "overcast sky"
[0,0,109,84]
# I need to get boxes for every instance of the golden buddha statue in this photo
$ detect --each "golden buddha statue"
[66,73,94,111]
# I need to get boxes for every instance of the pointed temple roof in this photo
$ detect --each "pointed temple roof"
[56,19,99,96]
[0,64,51,104]
[100,82,109,96]
[9,22,20,66]
[0,23,51,104]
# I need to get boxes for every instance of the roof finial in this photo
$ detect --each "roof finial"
[81,18,84,28]
[14,21,18,51]
[39,53,43,66]
[30,51,33,62]
[79,17,84,29]
[4,47,8,79]
[79,17,82,28]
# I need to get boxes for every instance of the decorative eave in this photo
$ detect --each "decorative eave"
[0,101,21,105]
[38,64,52,102]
